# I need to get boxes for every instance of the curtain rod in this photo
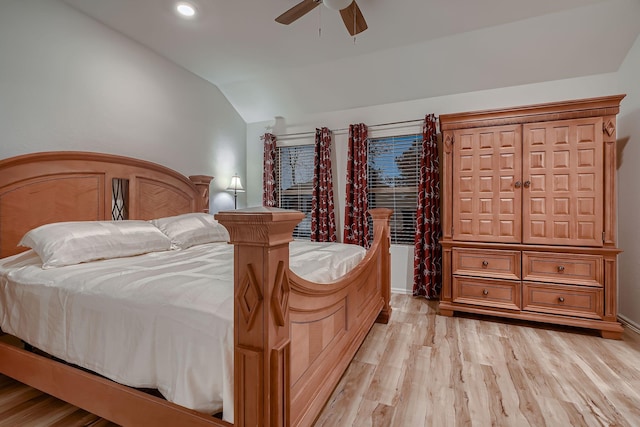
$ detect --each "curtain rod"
[273,117,428,139]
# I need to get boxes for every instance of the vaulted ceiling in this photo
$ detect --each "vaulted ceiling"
[63,0,640,123]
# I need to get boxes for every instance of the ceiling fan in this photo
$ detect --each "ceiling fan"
[275,0,368,36]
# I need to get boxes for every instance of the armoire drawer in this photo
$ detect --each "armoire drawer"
[452,248,521,280]
[522,282,603,319]
[522,252,603,286]
[452,276,520,311]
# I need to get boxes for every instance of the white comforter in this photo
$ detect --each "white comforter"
[0,241,365,423]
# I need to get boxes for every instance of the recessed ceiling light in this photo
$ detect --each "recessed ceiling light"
[176,2,196,18]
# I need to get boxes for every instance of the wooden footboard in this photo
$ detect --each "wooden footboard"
[216,207,392,427]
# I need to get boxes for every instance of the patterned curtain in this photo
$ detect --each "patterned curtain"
[262,133,277,207]
[343,123,370,248]
[413,114,442,298]
[311,128,337,242]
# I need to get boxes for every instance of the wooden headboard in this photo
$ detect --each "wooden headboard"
[0,151,213,258]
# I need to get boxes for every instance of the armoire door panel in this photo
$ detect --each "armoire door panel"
[522,118,603,247]
[453,125,522,243]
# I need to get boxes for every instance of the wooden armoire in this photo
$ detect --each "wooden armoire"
[438,95,625,339]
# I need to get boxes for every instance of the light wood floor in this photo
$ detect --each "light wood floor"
[2,294,640,426]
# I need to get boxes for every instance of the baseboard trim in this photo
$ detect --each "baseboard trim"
[618,314,640,335]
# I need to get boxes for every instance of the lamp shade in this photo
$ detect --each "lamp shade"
[323,0,352,11]
[226,175,245,192]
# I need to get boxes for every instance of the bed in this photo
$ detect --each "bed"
[0,151,392,427]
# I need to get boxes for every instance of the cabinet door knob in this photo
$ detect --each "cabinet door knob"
[514,181,522,188]
[558,297,565,303]
[482,289,489,295]
[557,265,565,272]
[523,180,531,188]
[482,260,489,267]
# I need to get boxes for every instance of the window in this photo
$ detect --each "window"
[275,144,315,239]
[111,178,129,220]
[368,134,421,245]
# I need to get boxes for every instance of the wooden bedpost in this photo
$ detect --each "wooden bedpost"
[369,208,393,324]
[216,207,305,427]
[189,175,214,213]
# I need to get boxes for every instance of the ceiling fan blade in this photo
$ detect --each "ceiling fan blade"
[275,0,321,25]
[339,1,368,36]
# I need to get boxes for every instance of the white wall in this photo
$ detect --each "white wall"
[246,73,627,296]
[617,34,640,329]
[0,0,246,213]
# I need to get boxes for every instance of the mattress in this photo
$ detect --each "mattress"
[0,240,365,423]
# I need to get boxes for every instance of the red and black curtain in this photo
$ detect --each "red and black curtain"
[262,133,277,207]
[413,114,442,298]
[343,123,370,248]
[311,127,337,242]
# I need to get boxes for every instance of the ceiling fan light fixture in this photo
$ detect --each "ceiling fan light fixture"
[275,0,366,36]
[175,2,197,18]
[323,0,352,11]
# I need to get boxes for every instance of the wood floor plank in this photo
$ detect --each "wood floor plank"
[313,360,376,427]
[448,321,473,426]
[389,345,433,427]
[46,408,106,427]
[480,364,516,425]
[422,325,456,427]
[16,396,79,427]
[2,294,640,426]
[352,324,387,366]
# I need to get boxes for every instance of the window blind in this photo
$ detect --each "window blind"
[275,144,315,239]
[368,134,421,245]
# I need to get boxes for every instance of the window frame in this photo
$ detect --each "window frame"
[274,142,315,240]
[367,129,422,245]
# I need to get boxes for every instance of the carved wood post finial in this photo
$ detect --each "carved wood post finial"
[189,175,213,213]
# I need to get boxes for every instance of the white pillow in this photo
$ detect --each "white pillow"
[19,220,172,269]
[151,212,230,249]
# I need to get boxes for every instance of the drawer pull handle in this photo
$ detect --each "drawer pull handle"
[558,297,565,303]
[482,260,489,267]
[482,289,489,296]
[557,265,565,272]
